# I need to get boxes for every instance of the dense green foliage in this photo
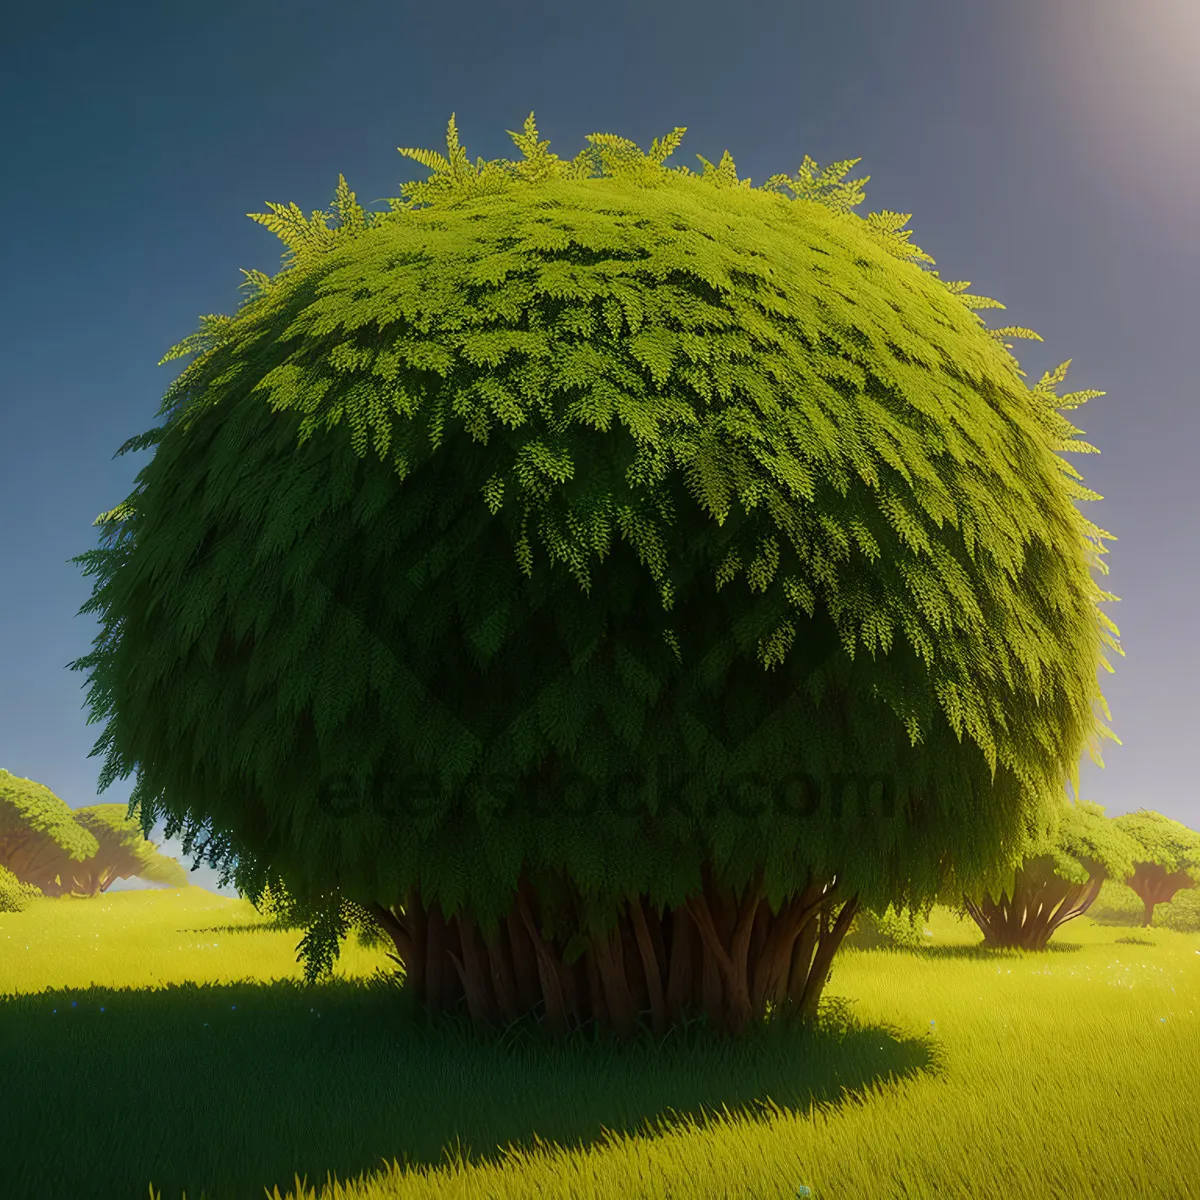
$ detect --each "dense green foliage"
[844,901,931,951]
[1152,882,1200,932]
[67,113,1120,990]
[1111,809,1200,883]
[0,862,44,913]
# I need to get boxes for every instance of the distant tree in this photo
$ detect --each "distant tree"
[947,800,1142,949]
[0,775,186,897]
[0,770,100,894]
[67,113,1121,1040]
[38,804,190,897]
[1111,810,1200,926]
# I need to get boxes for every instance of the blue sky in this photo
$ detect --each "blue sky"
[2,0,1196,898]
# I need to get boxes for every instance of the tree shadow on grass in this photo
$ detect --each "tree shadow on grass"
[1085,907,1146,928]
[906,940,1089,960]
[0,973,942,1200]
[170,919,309,937]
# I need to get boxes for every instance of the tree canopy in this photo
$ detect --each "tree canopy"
[66,114,1121,1035]
[1111,809,1200,925]
[1111,809,1200,882]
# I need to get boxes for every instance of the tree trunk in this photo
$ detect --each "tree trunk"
[367,865,856,1040]
[964,864,1106,950]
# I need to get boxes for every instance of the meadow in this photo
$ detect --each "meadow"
[1,879,1197,1200]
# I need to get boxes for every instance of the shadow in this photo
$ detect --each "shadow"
[1,974,942,1200]
[1085,907,1145,928]
[1113,936,1157,947]
[842,927,926,953]
[903,940,1088,960]
[172,919,297,935]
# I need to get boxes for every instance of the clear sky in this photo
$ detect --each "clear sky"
[2,0,1196,898]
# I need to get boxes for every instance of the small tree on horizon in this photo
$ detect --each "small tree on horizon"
[67,113,1121,1041]
[1111,810,1200,926]
[42,804,190,897]
[0,773,189,898]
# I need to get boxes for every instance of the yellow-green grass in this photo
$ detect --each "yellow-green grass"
[1,880,1197,1200]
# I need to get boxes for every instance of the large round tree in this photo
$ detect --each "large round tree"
[67,114,1122,1039]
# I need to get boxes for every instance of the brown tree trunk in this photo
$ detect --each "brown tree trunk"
[506,906,541,1012]
[366,864,857,1041]
[424,902,446,1014]
[584,938,608,1027]
[664,903,696,1024]
[514,877,571,1036]
[796,893,859,1021]
[447,907,498,1025]
[964,864,1106,949]
[483,916,521,1027]
[627,894,667,1038]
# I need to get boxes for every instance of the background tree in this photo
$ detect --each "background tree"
[1111,810,1200,926]
[37,804,190,897]
[67,113,1121,1041]
[944,799,1141,950]
[0,769,100,895]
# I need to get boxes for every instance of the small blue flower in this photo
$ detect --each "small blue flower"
[797,1188,812,1198]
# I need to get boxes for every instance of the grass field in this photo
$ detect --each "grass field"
[1,879,1197,1200]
